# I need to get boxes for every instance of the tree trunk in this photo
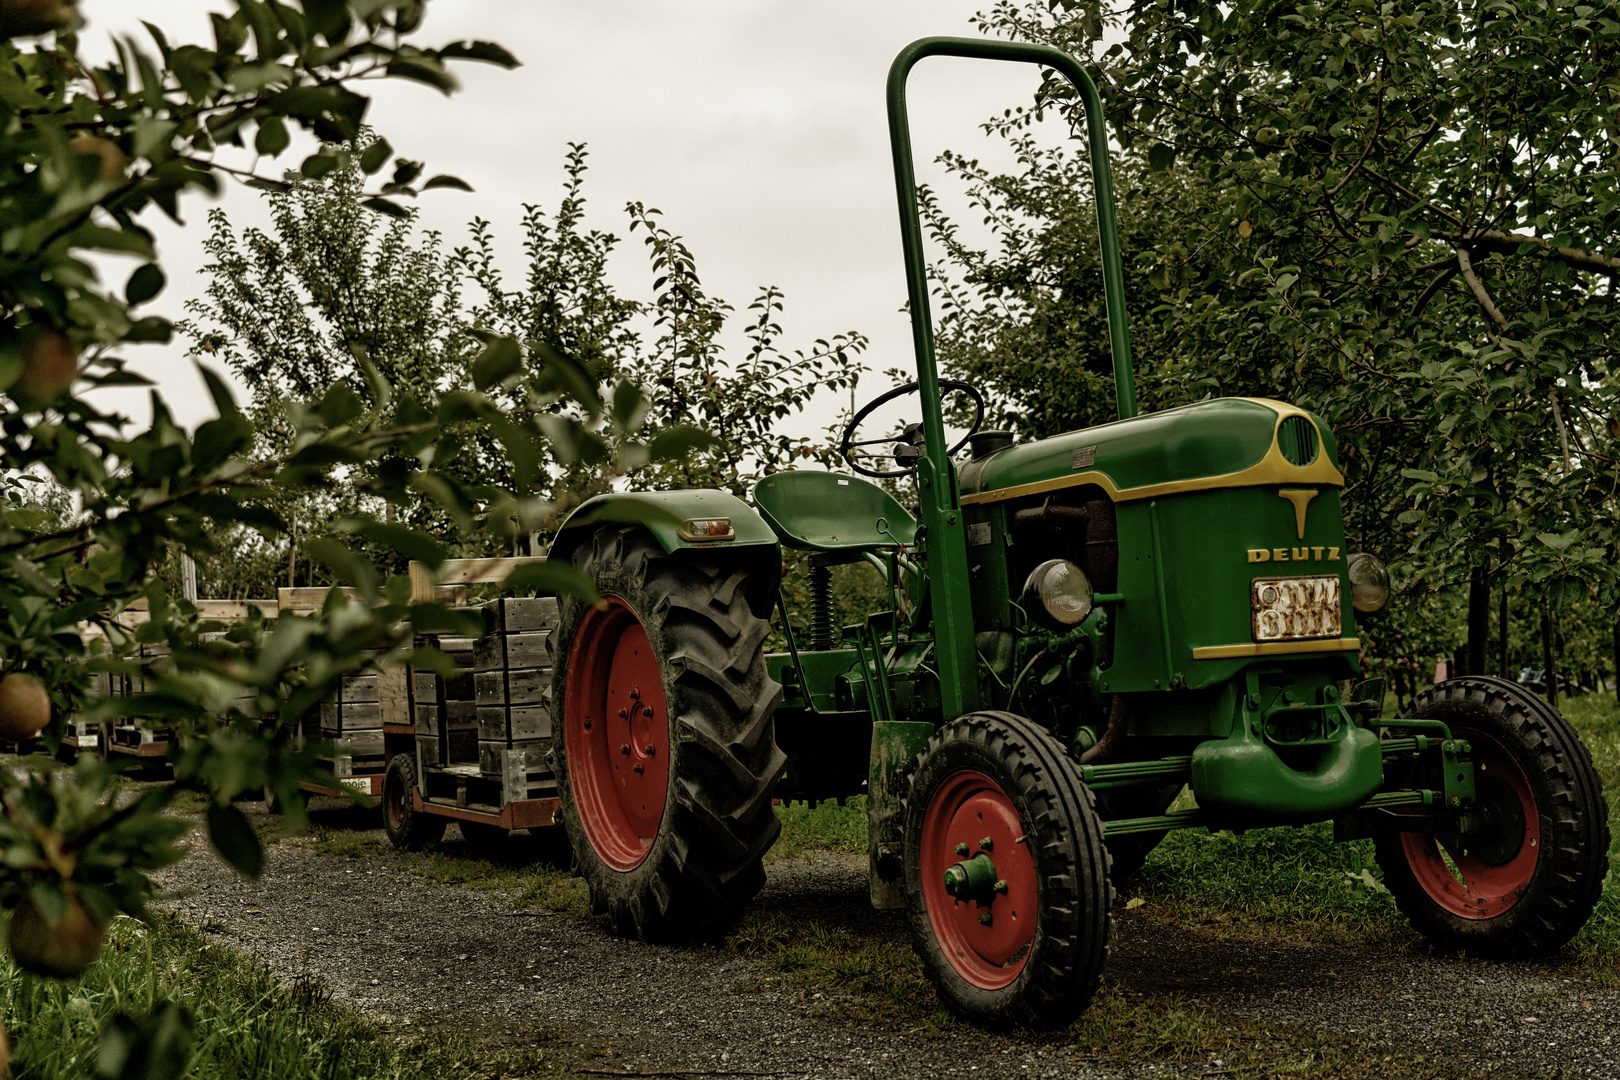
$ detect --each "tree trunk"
[287,510,297,589]
[1540,609,1557,707]
[1498,580,1509,678]
[1613,618,1619,706]
[1466,563,1489,677]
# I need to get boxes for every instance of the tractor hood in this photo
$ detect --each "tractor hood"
[957,397,1344,507]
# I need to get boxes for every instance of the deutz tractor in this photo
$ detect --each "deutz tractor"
[542,38,1610,1028]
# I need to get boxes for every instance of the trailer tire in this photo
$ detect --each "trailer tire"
[382,753,447,850]
[1374,676,1609,958]
[553,526,784,941]
[903,711,1113,1029]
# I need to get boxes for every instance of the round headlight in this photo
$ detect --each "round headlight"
[1021,559,1094,630]
[1346,552,1391,615]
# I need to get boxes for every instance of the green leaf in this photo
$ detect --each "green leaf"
[435,40,521,68]
[300,152,338,179]
[305,538,380,602]
[648,424,723,462]
[191,414,254,472]
[205,803,263,878]
[1146,142,1177,172]
[318,383,364,427]
[361,197,410,219]
[196,364,240,419]
[254,115,289,157]
[355,521,447,569]
[421,174,474,192]
[385,56,459,94]
[359,137,393,175]
[95,1001,195,1080]
[470,336,522,390]
[499,561,600,604]
[531,340,602,418]
[125,264,166,306]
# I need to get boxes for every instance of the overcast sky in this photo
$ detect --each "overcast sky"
[82,1,1064,437]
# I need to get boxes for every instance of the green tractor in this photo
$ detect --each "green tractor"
[543,38,1610,1028]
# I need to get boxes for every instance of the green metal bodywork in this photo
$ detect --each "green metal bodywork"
[549,489,779,562]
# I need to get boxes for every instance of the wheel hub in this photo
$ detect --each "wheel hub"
[942,852,1000,902]
[1461,776,1527,866]
[919,770,1039,989]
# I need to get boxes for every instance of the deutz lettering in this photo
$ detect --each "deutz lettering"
[1247,546,1340,563]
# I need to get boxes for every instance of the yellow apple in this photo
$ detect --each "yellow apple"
[6,325,78,407]
[68,135,125,183]
[0,0,78,38]
[0,672,49,741]
[7,890,108,979]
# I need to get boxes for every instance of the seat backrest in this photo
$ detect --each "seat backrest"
[752,471,918,552]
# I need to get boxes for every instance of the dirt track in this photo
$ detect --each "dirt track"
[156,803,1619,1080]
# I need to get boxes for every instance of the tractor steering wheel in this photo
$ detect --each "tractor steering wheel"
[840,380,986,479]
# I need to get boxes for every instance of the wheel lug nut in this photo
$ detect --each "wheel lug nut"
[954,842,969,857]
[620,744,631,755]
[979,836,994,851]
[629,688,640,700]
[633,762,644,774]
[978,911,993,926]
[994,879,1007,894]
[618,708,629,719]
[644,745,656,756]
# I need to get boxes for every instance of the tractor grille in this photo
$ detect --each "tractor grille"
[1277,415,1319,467]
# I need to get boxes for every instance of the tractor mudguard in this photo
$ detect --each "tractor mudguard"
[548,489,779,563]
[1189,722,1383,824]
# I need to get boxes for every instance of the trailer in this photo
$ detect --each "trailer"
[381,558,565,848]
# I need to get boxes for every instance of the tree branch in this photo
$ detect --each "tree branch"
[1433,228,1620,277]
[1456,247,1509,330]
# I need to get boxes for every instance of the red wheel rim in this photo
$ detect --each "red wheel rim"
[563,597,670,871]
[1400,730,1540,920]
[919,769,1039,990]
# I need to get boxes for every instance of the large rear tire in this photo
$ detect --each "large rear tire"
[1374,676,1609,958]
[382,753,447,850]
[903,711,1113,1029]
[552,526,784,940]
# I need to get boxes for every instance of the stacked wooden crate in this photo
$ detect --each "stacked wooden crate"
[412,635,478,769]
[474,597,559,803]
[321,673,382,777]
[109,640,169,754]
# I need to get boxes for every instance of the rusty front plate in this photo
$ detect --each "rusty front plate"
[1251,575,1341,641]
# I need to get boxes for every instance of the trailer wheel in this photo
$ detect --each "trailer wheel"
[903,711,1112,1029]
[553,526,784,940]
[382,753,447,850]
[1374,676,1609,958]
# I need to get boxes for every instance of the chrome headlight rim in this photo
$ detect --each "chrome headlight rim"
[1021,558,1094,631]
[1346,551,1391,615]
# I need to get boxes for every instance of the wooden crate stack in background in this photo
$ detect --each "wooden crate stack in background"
[474,597,559,803]
[321,673,381,777]
[412,635,478,769]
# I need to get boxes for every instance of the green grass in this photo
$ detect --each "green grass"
[1,910,570,1079]
[770,796,869,861]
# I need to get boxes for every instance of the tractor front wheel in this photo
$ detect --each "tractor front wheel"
[903,711,1113,1029]
[1374,676,1609,958]
[553,527,785,940]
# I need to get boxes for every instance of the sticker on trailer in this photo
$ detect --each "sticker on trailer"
[339,776,375,792]
[75,735,98,748]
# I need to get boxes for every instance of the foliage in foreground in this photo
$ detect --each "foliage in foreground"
[0,909,561,1080]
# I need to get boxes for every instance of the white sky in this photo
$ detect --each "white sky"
[82,1,1065,438]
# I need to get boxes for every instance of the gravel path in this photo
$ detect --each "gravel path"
[156,804,1619,1080]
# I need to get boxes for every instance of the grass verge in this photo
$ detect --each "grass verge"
[1,909,569,1079]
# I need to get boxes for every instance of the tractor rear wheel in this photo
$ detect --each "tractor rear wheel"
[1374,676,1609,958]
[382,753,447,850]
[903,711,1113,1029]
[552,526,785,940]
